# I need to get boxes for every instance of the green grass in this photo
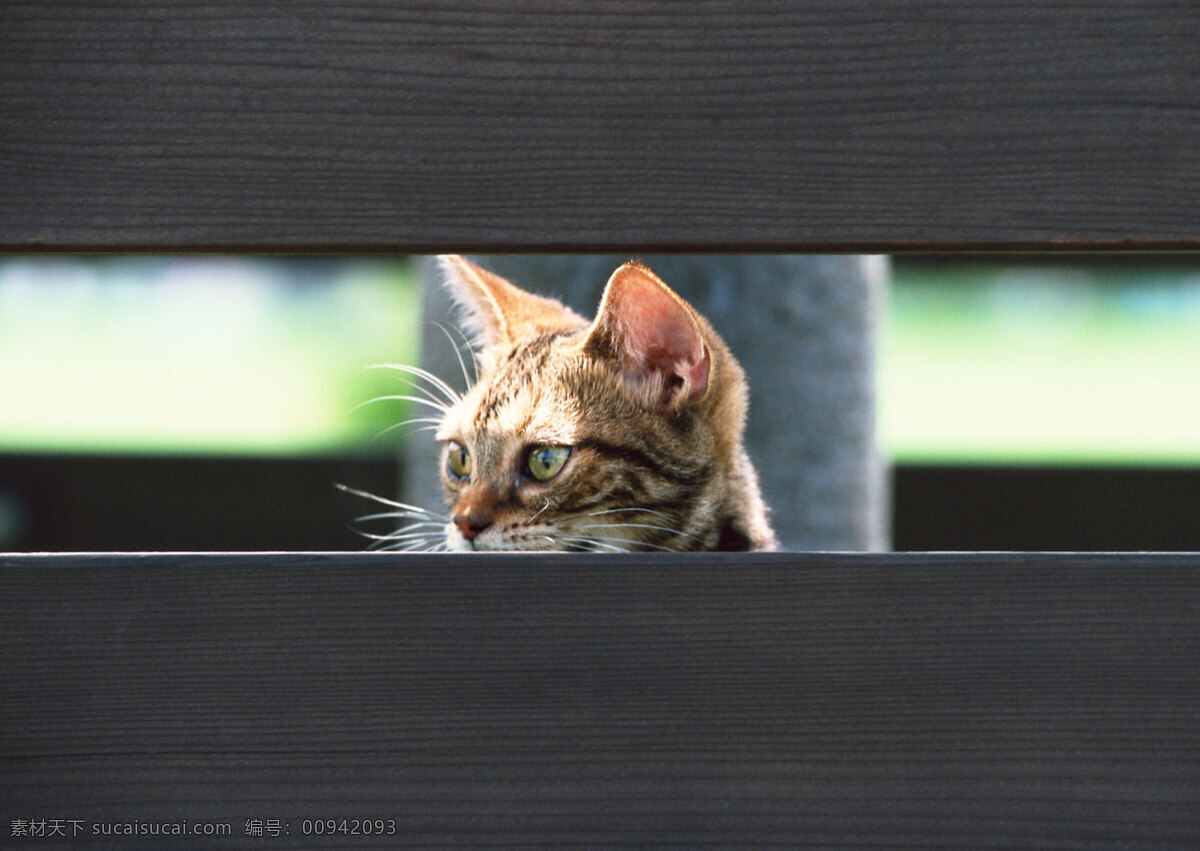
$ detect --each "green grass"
[4,257,1199,466]
[0,258,421,456]
[881,262,1200,466]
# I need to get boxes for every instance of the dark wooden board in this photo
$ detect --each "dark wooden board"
[3,552,1198,847]
[3,1,1199,252]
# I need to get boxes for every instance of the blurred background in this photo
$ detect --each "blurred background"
[1,254,1197,551]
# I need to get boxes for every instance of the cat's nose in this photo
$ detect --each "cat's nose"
[454,512,493,541]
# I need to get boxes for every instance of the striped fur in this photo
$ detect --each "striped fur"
[432,256,776,553]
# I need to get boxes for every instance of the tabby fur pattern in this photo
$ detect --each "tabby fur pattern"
[359,256,777,553]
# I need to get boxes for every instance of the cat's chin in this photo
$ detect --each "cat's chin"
[444,523,564,553]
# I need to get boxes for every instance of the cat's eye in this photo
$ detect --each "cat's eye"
[526,445,570,482]
[445,441,472,479]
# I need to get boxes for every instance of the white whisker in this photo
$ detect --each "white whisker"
[564,532,677,553]
[379,375,449,413]
[351,394,450,415]
[372,520,446,536]
[397,542,444,553]
[367,361,462,407]
[432,321,479,388]
[335,484,447,520]
[354,530,439,551]
[355,516,445,533]
[386,534,454,553]
[373,418,443,441]
[524,498,552,526]
[586,507,674,520]
[557,535,631,554]
[580,521,699,542]
[338,483,450,553]
[365,527,448,550]
[366,530,445,546]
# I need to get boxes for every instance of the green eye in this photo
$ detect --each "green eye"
[527,445,570,482]
[446,441,472,479]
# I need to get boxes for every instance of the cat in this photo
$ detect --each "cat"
[357,255,776,553]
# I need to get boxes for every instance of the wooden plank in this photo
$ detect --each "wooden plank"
[2,1,1198,252]
[2,552,1198,847]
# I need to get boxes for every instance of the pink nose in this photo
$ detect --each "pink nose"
[454,513,493,541]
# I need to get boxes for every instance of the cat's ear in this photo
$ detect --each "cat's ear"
[583,262,711,407]
[438,255,584,350]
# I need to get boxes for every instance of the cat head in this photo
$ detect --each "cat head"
[433,255,774,552]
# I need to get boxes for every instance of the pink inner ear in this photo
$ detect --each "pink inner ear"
[609,269,709,400]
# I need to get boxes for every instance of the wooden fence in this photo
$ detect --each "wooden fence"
[3,1,1198,252]
[2,1,1199,847]
[3,552,1198,847]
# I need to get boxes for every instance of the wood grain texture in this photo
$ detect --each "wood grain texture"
[2,552,1198,847]
[3,1,1199,251]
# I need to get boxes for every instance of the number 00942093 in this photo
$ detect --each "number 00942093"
[301,819,397,836]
